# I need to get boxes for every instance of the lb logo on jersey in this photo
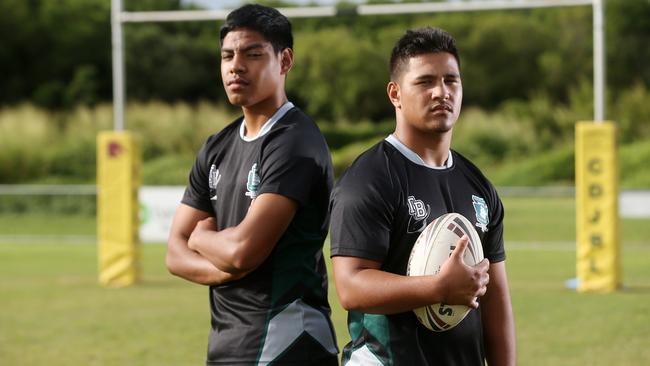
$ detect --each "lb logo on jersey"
[472,195,489,232]
[208,164,221,201]
[407,195,431,233]
[245,163,260,199]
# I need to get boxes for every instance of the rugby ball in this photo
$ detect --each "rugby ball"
[406,212,484,332]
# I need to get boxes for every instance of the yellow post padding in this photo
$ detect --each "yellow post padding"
[575,122,620,293]
[97,131,141,287]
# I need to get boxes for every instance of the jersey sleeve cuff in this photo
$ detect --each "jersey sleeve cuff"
[180,197,214,215]
[330,246,386,262]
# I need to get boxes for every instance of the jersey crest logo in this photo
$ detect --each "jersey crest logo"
[407,195,431,233]
[208,164,221,201]
[245,163,260,199]
[472,195,489,232]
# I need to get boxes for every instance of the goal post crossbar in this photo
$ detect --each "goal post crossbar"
[111,0,604,130]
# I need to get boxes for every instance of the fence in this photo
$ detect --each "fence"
[0,185,648,244]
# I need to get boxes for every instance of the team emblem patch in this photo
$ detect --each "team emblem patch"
[407,195,431,233]
[472,195,489,232]
[208,164,221,201]
[245,163,260,199]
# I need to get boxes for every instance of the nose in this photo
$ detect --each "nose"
[431,82,450,101]
[230,53,246,74]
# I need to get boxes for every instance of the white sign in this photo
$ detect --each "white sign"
[619,191,650,218]
[139,186,185,243]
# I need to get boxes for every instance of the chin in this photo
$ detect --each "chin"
[423,120,454,134]
[227,95,247,107]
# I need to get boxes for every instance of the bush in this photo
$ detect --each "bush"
[453,107,538,166]
[142,155,195,185]
[0,102,238,183]
[0,195,95,216]
[319,120,394,150]
[612,83,650,143]
[488,144,575,186]
[619,139,650,188]
[1,100,648,189]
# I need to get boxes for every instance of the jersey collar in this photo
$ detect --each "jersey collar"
[385,134,453,170]
[239,101,294,142]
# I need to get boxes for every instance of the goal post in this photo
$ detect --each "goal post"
[575,122,620,292]
[97,131,141,287]
[108,0,615,291]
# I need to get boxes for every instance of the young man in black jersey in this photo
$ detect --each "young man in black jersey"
[330,27,516,365]
[166,4,338,365]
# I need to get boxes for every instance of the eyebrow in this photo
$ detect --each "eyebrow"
[413,73,461,81]
[221,43,266,53]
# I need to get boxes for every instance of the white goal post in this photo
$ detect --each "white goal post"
[110,0,605,131]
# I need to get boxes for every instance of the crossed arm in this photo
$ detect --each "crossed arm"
[165,193,297,286]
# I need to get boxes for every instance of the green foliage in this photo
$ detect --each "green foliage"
[290,27,392,121]
[612,83,650,143]
[3,81,650,187]
[319,120,393,150]
[488,144,576,187]
[607,0,650,92]
[619,139,650,189]
[0,195,96,216]
[0,0,111,108]
[3,0,650,124]
[124,23,224,103]
[142,155,195,185]
[453,107,539,166]
[455,11,556,106]
[0,102,237,184]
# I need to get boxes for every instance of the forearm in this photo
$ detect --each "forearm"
[188,226,250,274]
[482,300,516,366]
[336,267,445,314]
[482,263,516,366]
[166,236,244,285]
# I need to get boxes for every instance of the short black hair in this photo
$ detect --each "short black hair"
[389,27,460,81]
[220,4,293,54]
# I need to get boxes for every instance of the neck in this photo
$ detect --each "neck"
[393,122,452,167]
[242,93,288,137]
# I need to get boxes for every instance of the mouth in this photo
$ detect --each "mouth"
[227,78,249,88]
[430,103,453,113]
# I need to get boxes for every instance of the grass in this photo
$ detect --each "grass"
[0,244,207,365]
[1,197,649,365]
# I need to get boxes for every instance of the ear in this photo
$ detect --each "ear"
[387,81,401,109]
[280,48,294,75]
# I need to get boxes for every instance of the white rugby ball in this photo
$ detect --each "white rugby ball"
[406,212,484,332]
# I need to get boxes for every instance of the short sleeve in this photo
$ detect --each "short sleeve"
[181,142,215,214]
[256,131,323,207]
[483,187,506,263]
[329,167,396,263]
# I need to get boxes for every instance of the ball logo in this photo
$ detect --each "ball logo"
[438,304,453,316]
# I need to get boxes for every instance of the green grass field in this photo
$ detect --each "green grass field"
[1,197,649,365]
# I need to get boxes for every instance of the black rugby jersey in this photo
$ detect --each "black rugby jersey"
[182,102,338,365]
[330,135,506,366]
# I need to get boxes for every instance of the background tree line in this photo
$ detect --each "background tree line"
[1,0,649,118]
[1,0,649,188]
